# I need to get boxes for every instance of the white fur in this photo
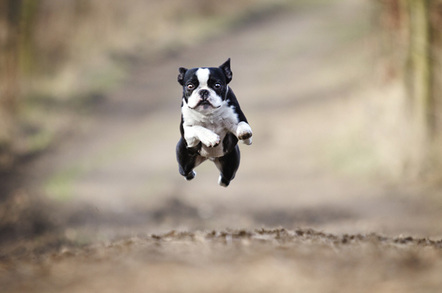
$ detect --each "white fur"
[197,68,210,85]
[185,125,220,148]
[182,99,241,158]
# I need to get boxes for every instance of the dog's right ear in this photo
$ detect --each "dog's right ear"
[178,67,187,85]
[219,58,232,84]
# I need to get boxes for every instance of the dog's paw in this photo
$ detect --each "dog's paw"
[241,137,252,145]
[218,175,230,187]
[185,170,196,181]
[236,122,253,144]
[200,132,220,148]
[185,136,199,148]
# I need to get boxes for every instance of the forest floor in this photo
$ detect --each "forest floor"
[2,1,442,292]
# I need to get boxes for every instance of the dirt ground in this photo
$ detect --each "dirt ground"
[2,229,442,293]
[2,1,442,292]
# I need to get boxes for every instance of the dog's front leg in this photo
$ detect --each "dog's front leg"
[226,121,253,145]
[184,125,221,148]
[236,121,253,145]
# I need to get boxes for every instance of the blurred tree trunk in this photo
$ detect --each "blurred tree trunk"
[20,0,39,76]
[429,0,442,176]
[406,0,433,175]
[0,0,21,168]
[379,0,442,178]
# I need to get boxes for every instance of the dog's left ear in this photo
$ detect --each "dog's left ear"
[219,58,232,84]
[178,67,187,85]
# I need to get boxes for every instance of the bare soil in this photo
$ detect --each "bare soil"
[2,229,442,293]
[2,1,442,292]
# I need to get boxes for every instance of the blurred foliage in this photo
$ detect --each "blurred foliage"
[1,0,442,178]
[0,0,292,162]
[20,0,288,96]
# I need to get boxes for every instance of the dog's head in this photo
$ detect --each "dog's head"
[178,59,233,112]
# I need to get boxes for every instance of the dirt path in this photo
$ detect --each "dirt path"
[2,228,442,293]
[3,1,442,292]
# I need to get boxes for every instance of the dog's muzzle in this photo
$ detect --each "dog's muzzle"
[199,89,210,100]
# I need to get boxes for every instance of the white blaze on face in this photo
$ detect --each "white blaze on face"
[196,68,210,87]
[187,68,222,110]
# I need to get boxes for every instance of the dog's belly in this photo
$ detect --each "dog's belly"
[199,143,225,158]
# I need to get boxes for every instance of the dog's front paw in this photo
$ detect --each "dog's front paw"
[200,132,221,148]
[241,137,252,145]
[185,136,199,148]
[236,122,253,145]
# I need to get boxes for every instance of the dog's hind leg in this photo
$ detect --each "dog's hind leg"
[176,138,203,181]
[215,145,240,187]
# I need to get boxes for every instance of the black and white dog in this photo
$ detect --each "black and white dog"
[176,59,253,187]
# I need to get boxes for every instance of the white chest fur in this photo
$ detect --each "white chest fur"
[182,100,239,158]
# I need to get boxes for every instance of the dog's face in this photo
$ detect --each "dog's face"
[178,59,233,113]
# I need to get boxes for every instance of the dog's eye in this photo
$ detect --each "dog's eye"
[214,83,221,89]
[187,84,195,90]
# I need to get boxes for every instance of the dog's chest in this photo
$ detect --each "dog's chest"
[182,103,238,158]
[200,115,228,136]
[183,102,238,130]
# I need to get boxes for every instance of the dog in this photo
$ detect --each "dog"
[176,58,253,187]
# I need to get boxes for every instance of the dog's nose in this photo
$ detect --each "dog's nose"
[199,89,210,100]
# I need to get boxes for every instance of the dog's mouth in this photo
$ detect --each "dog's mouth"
[192,100,220,109]
[199,100,211,106]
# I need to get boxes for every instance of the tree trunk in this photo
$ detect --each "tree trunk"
[429,0,442,176]
[406,0,433,175]
[0,0,21,168]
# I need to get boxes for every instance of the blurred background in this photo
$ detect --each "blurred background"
[1,0,442,247]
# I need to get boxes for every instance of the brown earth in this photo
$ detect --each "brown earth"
[2,1,442,292]
[2,229,442,293]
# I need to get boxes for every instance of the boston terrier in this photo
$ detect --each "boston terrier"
[176,58,253,187]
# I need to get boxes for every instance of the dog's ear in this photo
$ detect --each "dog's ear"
[178,67,187,85]
[219,58,232,84]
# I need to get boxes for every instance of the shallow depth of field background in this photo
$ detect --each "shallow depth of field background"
[1,1,442,292]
